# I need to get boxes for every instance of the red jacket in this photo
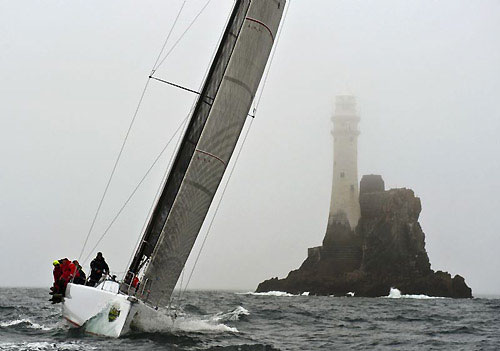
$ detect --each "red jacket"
[53,265,62,282]
[69,262,76,277]
[60,260,75,281]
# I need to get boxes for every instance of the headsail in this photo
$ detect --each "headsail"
[125,0,286,307]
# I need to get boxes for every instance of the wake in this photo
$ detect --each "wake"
[131,305,249,334]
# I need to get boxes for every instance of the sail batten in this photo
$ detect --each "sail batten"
[127,0,286,307]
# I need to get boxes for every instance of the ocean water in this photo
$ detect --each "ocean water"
[1,288,499,350]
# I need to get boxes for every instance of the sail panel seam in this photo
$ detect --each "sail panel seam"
[224,76,254,99]
[245,17,274,41]
[195,149,226,166]
[184,179,214,197]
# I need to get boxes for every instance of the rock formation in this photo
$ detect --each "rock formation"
[257,175,472,298]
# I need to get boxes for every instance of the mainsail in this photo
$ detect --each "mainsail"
[125,0,286,307]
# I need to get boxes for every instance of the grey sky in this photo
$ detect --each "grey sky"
[1,0,499,294]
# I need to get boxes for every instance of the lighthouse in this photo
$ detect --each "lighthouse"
[328,95,361,229]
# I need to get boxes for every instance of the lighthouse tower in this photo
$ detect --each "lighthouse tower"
[328,95,361,229]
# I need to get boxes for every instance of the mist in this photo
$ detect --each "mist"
[1,0,499,295]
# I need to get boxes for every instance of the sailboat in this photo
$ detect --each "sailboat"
[61,0,286,337]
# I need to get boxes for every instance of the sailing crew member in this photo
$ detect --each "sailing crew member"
[88,252,109,287]
[72,260,86,285]
[59,258,75,293]
[50,260,62,294]
[49,260,63,304]
[52,260,62,282]
[49,258,71,303]
[132,276,140,290]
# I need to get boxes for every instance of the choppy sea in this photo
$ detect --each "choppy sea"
[1,288,499,350]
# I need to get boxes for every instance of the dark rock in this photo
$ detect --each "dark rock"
[256,175,472,298]
[359,174,385,194]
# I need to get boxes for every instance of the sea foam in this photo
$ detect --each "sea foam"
[386,288,445,299]
[132,306,243,334]
[211,306,250,322]
[0,318,52,331]
[0,341,94,351]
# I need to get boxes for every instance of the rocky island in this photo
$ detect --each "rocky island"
[257,175,472,298]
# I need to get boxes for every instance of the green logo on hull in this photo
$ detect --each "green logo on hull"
[108,306,121,322]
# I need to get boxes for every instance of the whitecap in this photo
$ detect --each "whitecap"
[0,341,93,351]
[211,306,250,322]
[385,288,445,299]
[301,292,310,296]
[173,317,238,333]
[0,318,52,331]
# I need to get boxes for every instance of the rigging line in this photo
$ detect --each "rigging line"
[177,266,185,303]
[149,76,210,98]
[82,115,190,265]
[179,117,255,301]
[77,1,187,262]
[122,116,190,279]
[154,0,214,72]
[152,1,187,73]
[77,78,150,262]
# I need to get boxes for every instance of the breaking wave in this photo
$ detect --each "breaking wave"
[211,306,249,322]
[0,318,52,331]
[0,341,95,351]
[386,288,445,299]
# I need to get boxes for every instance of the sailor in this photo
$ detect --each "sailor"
[52,260,62,282]
[88,252,109,287]
[49,259,66,304]
[72,260,86,285]
[59,258,74,294]
[132,276,140,290]
[50,260,62,294]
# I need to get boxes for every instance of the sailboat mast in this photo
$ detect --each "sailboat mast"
[125,0,252,281]
[124,0,286,307]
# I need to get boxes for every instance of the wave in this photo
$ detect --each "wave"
[385,288,445,299]
[0,341,94,351]
[211,306,249,322]
[0,318,52,331]
[239,291,296,297]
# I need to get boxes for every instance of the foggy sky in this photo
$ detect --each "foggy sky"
[1,0,499,294]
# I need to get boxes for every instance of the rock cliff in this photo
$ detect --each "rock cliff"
[257,175,472,298]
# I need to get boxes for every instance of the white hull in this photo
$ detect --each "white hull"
[62,282,153,337]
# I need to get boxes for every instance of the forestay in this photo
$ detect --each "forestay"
[129,0,286,307]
